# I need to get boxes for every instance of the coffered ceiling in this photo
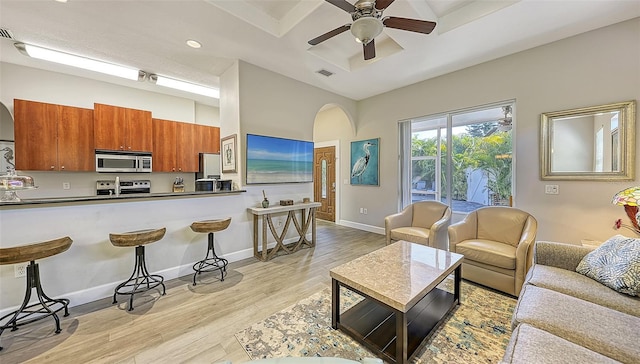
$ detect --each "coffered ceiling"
[0,0,638,106]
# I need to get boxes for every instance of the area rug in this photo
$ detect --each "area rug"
[235,280,517,363]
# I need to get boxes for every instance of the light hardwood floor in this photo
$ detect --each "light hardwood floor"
[0,221,385,363]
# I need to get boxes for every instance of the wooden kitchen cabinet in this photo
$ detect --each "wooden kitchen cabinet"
[14,99,94,171]
[152,118,177,172]
[196,124,220,154]
[94,103,152,152]
[152,119,220,172]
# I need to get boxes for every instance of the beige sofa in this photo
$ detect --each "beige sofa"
[448,207,537,297]
[384,201,451,250]
[502,241,640,363]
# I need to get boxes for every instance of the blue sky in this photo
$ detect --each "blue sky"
[247,134,313,161]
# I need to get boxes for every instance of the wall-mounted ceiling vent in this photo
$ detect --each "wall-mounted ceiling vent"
[316,69,334,77]
[0,28,15,40]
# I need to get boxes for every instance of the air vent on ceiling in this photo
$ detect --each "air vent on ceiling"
[0,28,15,40]
[316,69,334,77]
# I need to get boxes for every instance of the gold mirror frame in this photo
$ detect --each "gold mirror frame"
[540,100,636,181]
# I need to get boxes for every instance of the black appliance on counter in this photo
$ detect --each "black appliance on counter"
[195,179,232,192]
[96,180,151,195]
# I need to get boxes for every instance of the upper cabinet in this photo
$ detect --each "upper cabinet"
[153,118,220,172]
[94,103,152,152]
[14,99,94,171]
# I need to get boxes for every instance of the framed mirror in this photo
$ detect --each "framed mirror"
[540,100,636,181]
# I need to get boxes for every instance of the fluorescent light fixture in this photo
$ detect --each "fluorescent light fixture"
[14,42,141,81]
[149,74,219,98]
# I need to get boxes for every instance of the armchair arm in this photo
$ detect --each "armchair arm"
[430,207,451,250]
[514,215,537,296]
[448,211,477,252]
[384,206,413,245]
[534,241,595,271]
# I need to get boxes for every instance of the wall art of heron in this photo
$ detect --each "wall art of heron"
[351,141,376,183]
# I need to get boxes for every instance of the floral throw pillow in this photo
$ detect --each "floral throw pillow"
[576,235,640,296]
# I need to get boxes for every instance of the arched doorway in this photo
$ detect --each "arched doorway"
[313,104,355,223]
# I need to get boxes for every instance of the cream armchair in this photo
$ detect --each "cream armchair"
[384,201,451,250]
[448,206,537,297]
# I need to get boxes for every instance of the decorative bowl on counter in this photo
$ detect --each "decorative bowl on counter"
[0,170,38,202]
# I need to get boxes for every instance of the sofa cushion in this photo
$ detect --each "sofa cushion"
[502,323,619,364]
[525,264,640,317]
[512,285,640,363]
[390,227,429,245]
[576,235,640,296]
[456,240,516,269]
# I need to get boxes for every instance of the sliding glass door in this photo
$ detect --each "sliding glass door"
[400,101,514,214]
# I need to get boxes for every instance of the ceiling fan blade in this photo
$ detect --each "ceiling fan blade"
[383,17,436,34]
[375,0,395,10]
[325,0,356,13]
[363,40,376,60]
[308,24,351,46]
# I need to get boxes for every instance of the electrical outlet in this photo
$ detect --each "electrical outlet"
[359,207,364,214]
[63,182,71,190]
[363,208,368,215]
[545,185,559,195]
[14,263,28,278]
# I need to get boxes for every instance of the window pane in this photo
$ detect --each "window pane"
[404,103,514,215]
[321,160,327,199]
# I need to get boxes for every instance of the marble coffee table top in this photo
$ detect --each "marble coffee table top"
[330,241,464,312]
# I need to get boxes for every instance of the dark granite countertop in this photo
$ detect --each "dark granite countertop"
[0,190,246,207]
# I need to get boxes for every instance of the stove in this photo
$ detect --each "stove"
[96,180,151,195]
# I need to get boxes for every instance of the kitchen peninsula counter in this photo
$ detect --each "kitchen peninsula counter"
[0,190,246,207]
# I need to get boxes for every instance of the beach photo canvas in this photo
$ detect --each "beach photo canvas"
[246,134,314,184]
[350,138,379,186]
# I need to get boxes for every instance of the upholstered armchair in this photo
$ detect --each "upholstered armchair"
[448,206,537,297]
[384,201,451,250]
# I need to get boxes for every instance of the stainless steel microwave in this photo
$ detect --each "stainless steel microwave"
[95,151,152,173]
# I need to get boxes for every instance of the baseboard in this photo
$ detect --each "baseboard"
[338,220,385,235]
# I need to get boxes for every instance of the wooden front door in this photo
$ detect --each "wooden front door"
[314,146,336,222]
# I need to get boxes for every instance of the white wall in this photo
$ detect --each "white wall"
[346,18,640,243]
[236,61,357,209]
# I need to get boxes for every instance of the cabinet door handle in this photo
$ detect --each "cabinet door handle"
[120,146,124,150]
[61,166,65,169]
[50,166,55,169]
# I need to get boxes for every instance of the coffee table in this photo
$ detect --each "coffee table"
[330,241,464,364]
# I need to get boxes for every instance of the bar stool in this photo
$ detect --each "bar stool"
[0,236,73,351]
[189,217,231,285]
[109,227,166,311]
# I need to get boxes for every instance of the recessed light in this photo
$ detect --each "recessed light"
[186,39,201,49]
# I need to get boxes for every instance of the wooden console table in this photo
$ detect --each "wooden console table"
[248,202,321,261]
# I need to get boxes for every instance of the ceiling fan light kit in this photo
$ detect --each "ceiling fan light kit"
[351,17,383,44]
[309,0,436,60]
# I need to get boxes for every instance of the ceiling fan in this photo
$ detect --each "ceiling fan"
[308,0,437,60]
[486,106,513,136]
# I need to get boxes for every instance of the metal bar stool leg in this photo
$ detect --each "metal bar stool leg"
[192,232,229,286]
[113,245,166,311]
[0,261,70,351]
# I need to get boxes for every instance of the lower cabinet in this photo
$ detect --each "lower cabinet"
[14,99,94,171]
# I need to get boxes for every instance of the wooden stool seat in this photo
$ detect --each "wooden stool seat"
[0,236,72,265]
[190,218,231,233]
[109,228,166,247]
[0,236,73,351]
[189,217,231,286]
[109,227,166,311]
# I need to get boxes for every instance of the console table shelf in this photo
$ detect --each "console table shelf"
[248,202,321,261]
